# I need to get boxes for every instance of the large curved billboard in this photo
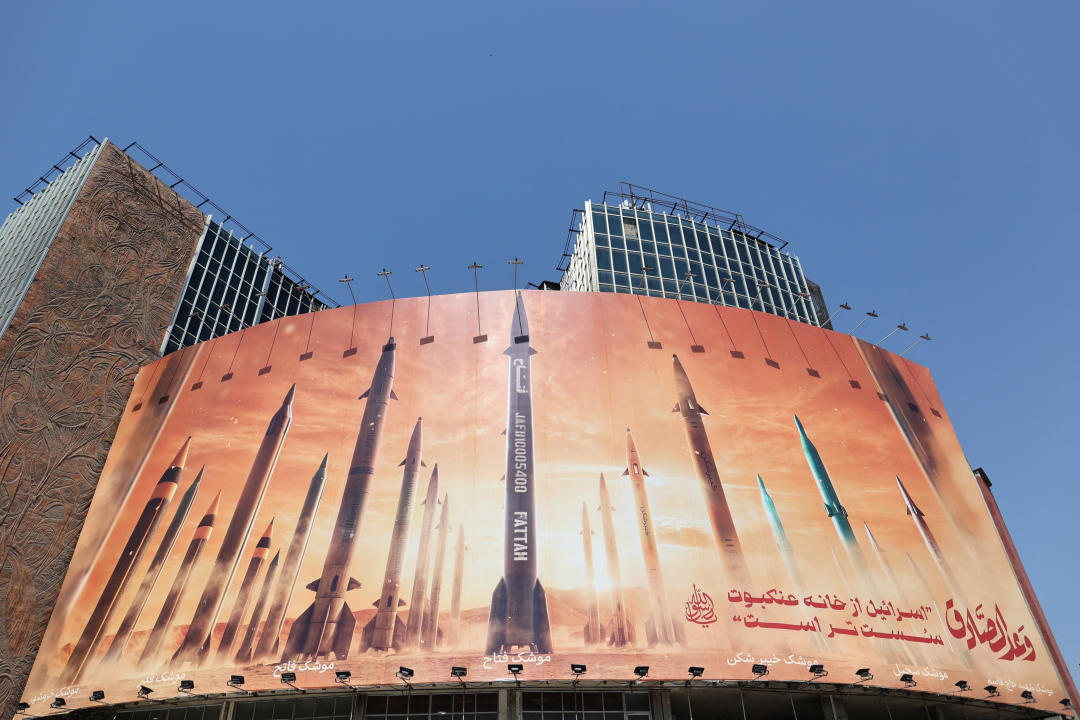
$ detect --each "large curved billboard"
[22,291,1071,712]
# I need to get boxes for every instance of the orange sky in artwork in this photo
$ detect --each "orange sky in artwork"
[25,291,1068,708]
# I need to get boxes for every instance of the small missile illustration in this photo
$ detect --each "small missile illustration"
[360,418,424,651]
[285,340,396,660]
[672,355,750,586]
[598,473,635,646]
[422,494,450,648]
[794,415,870,575]
[253,454,328,661]
[906,551,963,660]
[896,477,964,599]
[865,522,924,666]
[447,524,465,648]
[235,549,281,664]
[864,522,906,603]
[216,518,275,659]
[485,292,553,655]
[624,429,681,646]
[757,475,806,594]
[404,464,440,647]
[140,487,218,663]
[173,385,294,664]
[61,439,188,683]
[100,463,202,665]
[580,502,602,645]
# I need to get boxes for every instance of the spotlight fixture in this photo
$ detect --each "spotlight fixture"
[179,680,195,694]
[1060,698,1072,709]
[228,675,248,694]
[808,664,827,680]
[855,668,873,684]
[752,664,769,679]
[688,666,704,678]
[137,686,153,699]
[16,703,30,713]
[633,666,650,680]
[900,673,916,688]
[49,699,65,709]
[280,672,297,687]
[90,691,105,703]
[1021,690,1035,703]
[984,685,1000,697]
[397,666,414,679]
[451,666,467,682]
[508,664,523,675]
[571,664,587,677]
[335,671,352,685]
[954,680,971,693]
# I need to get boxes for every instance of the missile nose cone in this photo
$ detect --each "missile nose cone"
[171,437,192,469]
[263,518,275,536]
[283,383,297,406]
[756,474,766,491]
[793,414,806,435]
[318,452,329,470]
[207,490,222,516]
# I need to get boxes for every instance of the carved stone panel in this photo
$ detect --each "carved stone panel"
[0,142,205,716]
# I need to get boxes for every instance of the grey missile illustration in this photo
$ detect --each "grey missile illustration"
[285,340,396,660]
[580,502,602,645]
[235,549,281,664]
[794,415,870,575]
[623,429,681,646]
[173,385,294,664]
[906,551,963,660]
[896,476,963,598]
[422,494,450,648]
[404,464,440,647]
[599,473,635,646]
[101,463,202,665]
[671,355,750,586]
[360,417,424,651]
[485,292,553,654]
[61,438,188,683]
[865,522,924,666]
[140,488,219,664]
[216,518,275,659]
[757,474,806,593]
[253,454,328,661]
[447,524,465,648]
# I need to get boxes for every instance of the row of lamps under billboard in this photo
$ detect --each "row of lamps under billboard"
[17,665,1069,714]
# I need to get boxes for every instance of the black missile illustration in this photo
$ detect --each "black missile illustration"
[447,523,465,648]
[285,340,396,660]
[140,488,218,663]
[404,464,439,647]
[671,355,750,586]
[61,438,188,683]
[100,462,202,665]
[216,518,275,659]
[485,292,553,654]
[580,502,602,645]
[173,385,294,664]
[422,494,450,648]
[599,473,635,646]
[254,454,327,662]
[624,429,682,646]
[360,417,424,651]
[235,548,281,664]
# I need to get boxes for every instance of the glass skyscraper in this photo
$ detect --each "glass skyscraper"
[560,184,822,326]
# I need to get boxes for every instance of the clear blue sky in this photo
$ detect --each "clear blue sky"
[3,1,1077,688]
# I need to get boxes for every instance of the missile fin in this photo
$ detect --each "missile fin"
[622,468,630,476]
[421,460,427,467]
[532,579,553,654]
[347,578,361,590]
[305,579,320,591]
[642,469,649,476]
[484,577,508,655]
[333,603,355,659]
[390,390,399,400]
[398,458,406,467]
[672,403,680,412]
[281,603,314,661]
[699,405,709,415]
[359,389,369,400]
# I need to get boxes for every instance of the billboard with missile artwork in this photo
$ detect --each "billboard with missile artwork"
[22,290,1074,712]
